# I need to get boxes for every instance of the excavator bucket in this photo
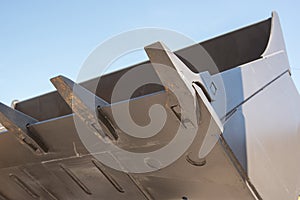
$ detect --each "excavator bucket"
[0,12,299,200]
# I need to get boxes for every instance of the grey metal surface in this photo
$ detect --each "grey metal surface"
[0,92,256,199]
[0,12,299,200]
[220,12,300,199]
[238,72,300,199]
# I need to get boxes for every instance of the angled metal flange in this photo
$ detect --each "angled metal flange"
[0,102,48,154]
[144,42,223,165]
[50,75,118,141]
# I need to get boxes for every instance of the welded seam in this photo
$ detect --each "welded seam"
[0,191,9,200]
[91,159,125,193]
[222,70,290,122]
[9,173,39,199]
[59,164,92,195]
[21,168,59,200]
[127,174,153,200]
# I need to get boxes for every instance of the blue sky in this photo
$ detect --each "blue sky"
[0,1,299,105]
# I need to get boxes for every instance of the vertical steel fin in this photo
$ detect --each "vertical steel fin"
[50,75,118,140]
[145,42,223,162]
[0,102,47,154]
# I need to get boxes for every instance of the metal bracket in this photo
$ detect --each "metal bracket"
[144,42,223,162]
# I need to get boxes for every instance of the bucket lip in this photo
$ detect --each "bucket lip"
[15,12,280,108]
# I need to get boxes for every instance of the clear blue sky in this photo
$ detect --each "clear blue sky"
[0,1,299,105]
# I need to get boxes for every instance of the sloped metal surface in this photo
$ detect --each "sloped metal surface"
[0,91,255,199]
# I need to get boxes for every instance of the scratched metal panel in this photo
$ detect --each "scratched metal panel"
[0,83,256,199]
[0,159,148,200]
